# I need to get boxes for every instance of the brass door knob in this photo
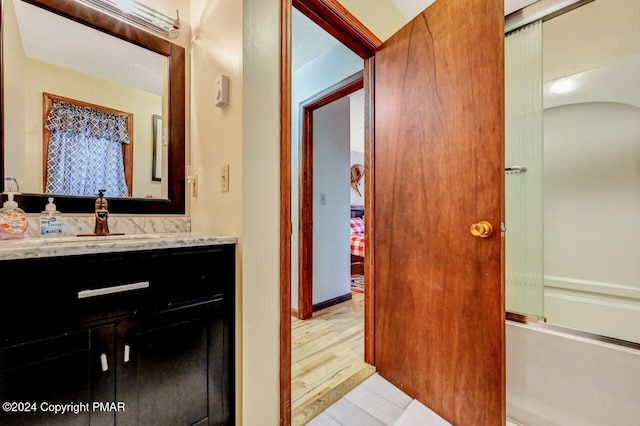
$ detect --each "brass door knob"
[470,221,493,238]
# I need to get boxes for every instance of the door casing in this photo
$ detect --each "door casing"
[297,71,364,320]
[280,1,379,424]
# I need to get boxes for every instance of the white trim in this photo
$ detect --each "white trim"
[505,0,588,33]
[545,275,640,300]
[507,320,640,354]
[544,286,640,344]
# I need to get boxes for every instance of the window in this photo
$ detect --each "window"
[43,93,133,197]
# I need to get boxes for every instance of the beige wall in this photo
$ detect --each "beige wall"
[189,0,249,423]
[2,0,25,193]
[240,0,281,422]
[543,0,640,81]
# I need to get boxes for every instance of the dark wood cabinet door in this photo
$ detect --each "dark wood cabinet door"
[0,325,115,426]
[118,300,228,426]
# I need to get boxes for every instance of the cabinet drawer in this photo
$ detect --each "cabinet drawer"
[0,330,90,371]
[76,245,233,321]
[0,244,235,345]
[146,246,233,307]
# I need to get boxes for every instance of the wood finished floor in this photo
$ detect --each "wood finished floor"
[292,291,374,425]
[292,293,523,425]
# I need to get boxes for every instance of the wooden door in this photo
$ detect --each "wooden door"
[373,0,505,425]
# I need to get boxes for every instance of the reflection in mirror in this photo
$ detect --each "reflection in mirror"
[5,0,164,199]
[1,0,185,214]
[43,93,134,197]
[506,0,640,345]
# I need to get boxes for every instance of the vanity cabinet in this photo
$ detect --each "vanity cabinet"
[0,243,235,426]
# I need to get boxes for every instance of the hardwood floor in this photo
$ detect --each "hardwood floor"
[292,291,374,425]
[293,294,522,425]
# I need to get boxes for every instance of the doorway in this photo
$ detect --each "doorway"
[281,1,380,425]
[297,72,363,319]
[290,9,372,423]
[281,0,506,425]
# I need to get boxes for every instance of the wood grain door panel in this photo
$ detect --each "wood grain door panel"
[373,0,505,425]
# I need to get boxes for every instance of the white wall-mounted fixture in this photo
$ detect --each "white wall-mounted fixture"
[215,75,230,108]
[186,165,198,197]
[75,0,181,39]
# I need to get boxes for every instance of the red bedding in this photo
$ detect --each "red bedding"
[350,233,365,257]
[350,217,365,257]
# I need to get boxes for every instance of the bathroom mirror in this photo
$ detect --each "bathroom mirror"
[0,0,185,214]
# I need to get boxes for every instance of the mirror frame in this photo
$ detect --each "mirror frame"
[0,0,186,214]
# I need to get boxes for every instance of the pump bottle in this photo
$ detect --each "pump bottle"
[40,197,63,236]
[0,193,28,240]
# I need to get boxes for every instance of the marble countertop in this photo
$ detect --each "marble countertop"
[0,233,237,261]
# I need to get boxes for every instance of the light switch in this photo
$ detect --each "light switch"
[221,165,229,193]
[320,193,326,205]
[215,75,229,108]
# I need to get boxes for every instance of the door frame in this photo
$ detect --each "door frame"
[280,0,381,423]
[298,71,364,321]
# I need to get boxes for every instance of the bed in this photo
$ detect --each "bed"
[350,206,365,275]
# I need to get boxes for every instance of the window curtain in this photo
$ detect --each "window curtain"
[45,100,130,197]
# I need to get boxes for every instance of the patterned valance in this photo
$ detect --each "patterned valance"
[45,100,130,145]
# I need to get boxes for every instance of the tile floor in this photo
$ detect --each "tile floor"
[307,373,450,425]
[308,373,522,426]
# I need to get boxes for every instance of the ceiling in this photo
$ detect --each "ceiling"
[15,0,596,94]
[292,8,340,71]
[293,0,540,71]
[292,0,640,113]
[12,0,163,96]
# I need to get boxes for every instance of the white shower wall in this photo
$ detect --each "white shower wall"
[543,102,640,343]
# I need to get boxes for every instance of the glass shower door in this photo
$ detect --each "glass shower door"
[505,20,544,317]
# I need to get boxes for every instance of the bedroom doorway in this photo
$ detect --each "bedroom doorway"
[290,8,371,422]
[284,1,378,424]
[297,72,363,320]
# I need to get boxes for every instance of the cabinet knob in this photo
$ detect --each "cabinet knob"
[124,344,131,363]
[100,353,109,372]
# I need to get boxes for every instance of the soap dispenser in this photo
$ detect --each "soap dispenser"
[0,192,28,240]
[40,197,63,237]
[94,189,110,235]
